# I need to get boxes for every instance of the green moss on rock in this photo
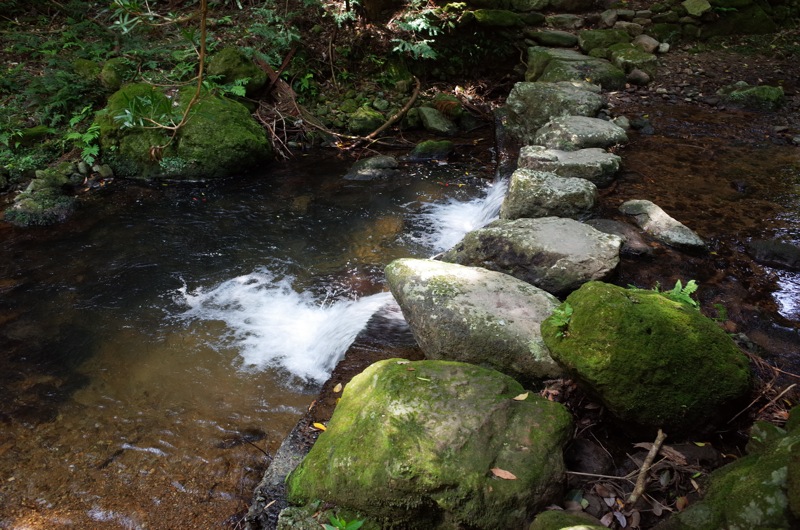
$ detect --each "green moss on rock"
[287,359,572,529]
[472,9,525,26]
[529,509,605,530]
[207,47,267,97]
[577,29,631,53]
[541,281,751,432]
[100,57,134,91]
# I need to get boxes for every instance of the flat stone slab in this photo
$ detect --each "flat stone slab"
[517,145,621,187]
[500,169,598,220]
[441,217,623,296]
[620,199,707,251]
[533,116,628,151]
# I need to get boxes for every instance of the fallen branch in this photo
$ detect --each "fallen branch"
[627,428,667,507]
[348,76,421,150]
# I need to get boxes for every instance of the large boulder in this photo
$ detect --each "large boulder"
[577,29,631,53]
[343,155,400,181]
[440,217,622,296]
[533,116,628,151]
[499,168,598,221]
[655,411,800,529]
[608,43,659,78]
[517,145,621,187]
[286,359,573,529]
[717,81,784,111]
[385,258,563,380]
[541,281,752,432]
[504,81,604,144]
[418,106,459,136]
[206,47,268,97]
[619,199,706,251]
[526,47,626,90]
[96,83,273,179]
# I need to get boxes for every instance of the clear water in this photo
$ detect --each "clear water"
[0,153,500,528]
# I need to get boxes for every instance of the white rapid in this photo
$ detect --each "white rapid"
[414,178,507,253]
[178,178,508,383]
[179,270,395,383]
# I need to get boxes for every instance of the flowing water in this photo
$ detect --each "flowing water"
[1,106,799,528]
[0,151,506,528]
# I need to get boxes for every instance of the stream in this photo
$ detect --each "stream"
[0,104,798,529]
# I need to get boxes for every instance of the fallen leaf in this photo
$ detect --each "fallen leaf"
[312,422,327,431]
[512,392,528,401]
[600,512,614,527]
[416,376,431,382]
[613,511,627,527]
[629,510,641,528]
[333,383,343,393]
[690,478,700,491]
[676,496,689,511]
[407,366,416,371]
[490,467,517,480]
[693,441,706,447]
[396,360,410,365]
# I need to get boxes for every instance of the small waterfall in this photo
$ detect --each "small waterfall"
[178,269,394,383]
[414,178,508,253]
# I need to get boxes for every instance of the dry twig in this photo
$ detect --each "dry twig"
[627,428,667,507]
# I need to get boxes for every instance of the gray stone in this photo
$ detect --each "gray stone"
[632,34,660,53]
[385,259,564,380]
[343,155,400,181]
[545,14,585,30]
[620,199,707,250]
[745,239,800,272]
[658,42,671,53]
[600,9,618,27]
[500,169,598,220]
[525,30,579,47]
[441,217,622,296]
[517,145,621,187]
[526,47,627,90]
[578,29,631,53]
[613,21,645,36]
[417,106,459,136]
[609,43,659,76]
[533,116,629,151]
[504,81,604,144]
[585,218,653,256]
[627,68,652,85]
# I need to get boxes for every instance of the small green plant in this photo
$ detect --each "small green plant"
[631,280,700,308]
[65,106,101,165]
[550,302,573,338]
[323,514,365,530]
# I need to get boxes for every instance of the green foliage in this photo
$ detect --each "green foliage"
[113,93,177,130]
[65,106,101,165]
[550,302,573,338]
[631,279,700,308]
[244,4,303,66]
[323,514,365,530]
[390,0,458,60]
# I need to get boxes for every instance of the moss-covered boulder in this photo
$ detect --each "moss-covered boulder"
[541,281,751,432]
[577,29,631,54]
[608,43,658,77]
[286,359,573,529]
[655,412,800,529]
[3,169,75,226]
[100,57,134,91]
[385,258,564,380]
[717,81,784,110]
[72,58,100,80]
[699,4,778,38]
[407,139,455,161]
[529,509,605,530]
[471,8,525,26]
[95,83,273,180]
[526,47,627,91]
[206,47,267,97]
[417,106,459,136]
[348,105,384,135]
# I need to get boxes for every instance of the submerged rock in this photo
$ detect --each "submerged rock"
[343,155,400,181]
[441,217,622,296]
[385,258,563,380]
[407,140,455,161]
[541,281,752,432]
[717,81,785,110]
[620,199,706,251]
[499,168,598,221]
[746,239,800,272]
[286,358,573,529]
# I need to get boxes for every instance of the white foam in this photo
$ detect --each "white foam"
[178,270,393,382]
[414,179,507,253]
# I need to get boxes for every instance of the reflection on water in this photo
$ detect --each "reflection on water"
[0,152,499,528]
